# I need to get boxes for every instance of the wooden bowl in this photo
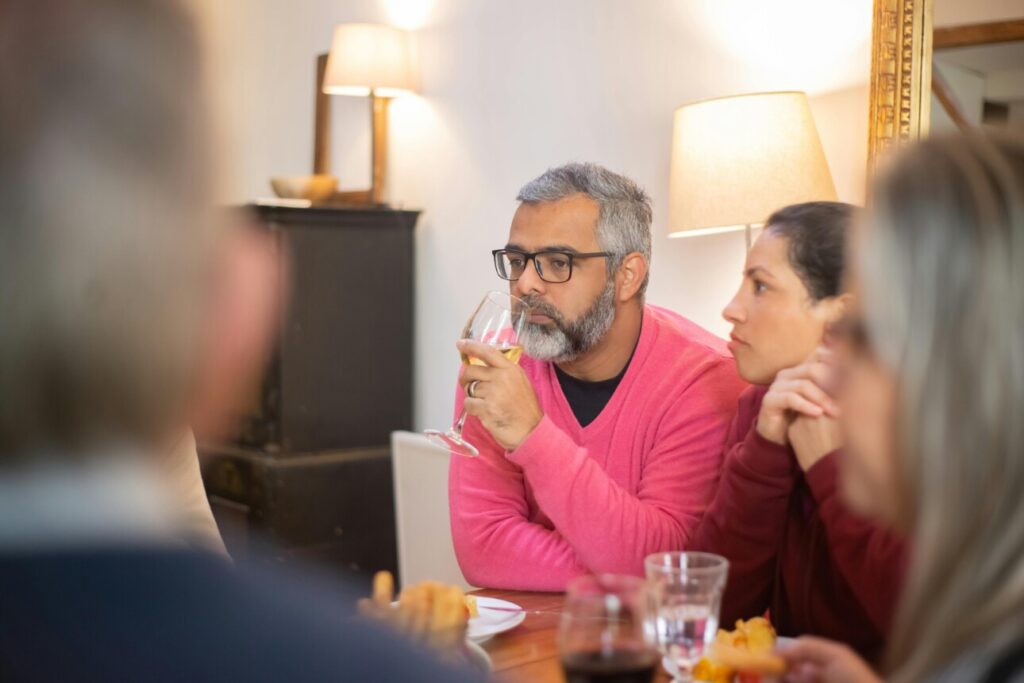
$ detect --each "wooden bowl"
[270,175,338,202]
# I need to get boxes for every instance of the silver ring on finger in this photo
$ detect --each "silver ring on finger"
[467,380,481,398]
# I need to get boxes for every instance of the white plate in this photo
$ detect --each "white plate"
[661,637,795,678]
[463,640,493,673]
[468,597,527,643]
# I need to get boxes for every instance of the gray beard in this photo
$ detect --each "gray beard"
[519,279,617,363]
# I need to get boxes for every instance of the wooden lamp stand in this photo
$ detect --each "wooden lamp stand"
[314,53,390,207]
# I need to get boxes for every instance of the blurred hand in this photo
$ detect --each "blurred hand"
[757,347,840,446]
[457,340,543,451]
[788,415,843,472]
[358,572,468,654]
[780,637,881,683]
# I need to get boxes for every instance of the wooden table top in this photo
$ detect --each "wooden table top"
[474,588,672,683]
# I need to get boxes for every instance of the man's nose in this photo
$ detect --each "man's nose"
[513,258,546,298]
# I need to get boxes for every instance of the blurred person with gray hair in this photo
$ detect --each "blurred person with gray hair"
[449,163,745,590]
[0,1,482,680]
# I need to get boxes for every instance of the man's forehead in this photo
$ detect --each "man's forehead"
[508,195,600,249]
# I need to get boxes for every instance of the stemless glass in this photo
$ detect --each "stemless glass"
[424,290,528,457]
[645,552,729,682]
[558,574,660,683]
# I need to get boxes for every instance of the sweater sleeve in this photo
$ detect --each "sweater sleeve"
[505,359,739,577]
[688,396,798,625]
[448,387,588,591]
[805,454,908,634]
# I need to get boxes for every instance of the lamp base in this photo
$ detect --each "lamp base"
[313,53,391,208]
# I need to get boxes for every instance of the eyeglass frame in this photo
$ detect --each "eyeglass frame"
[491,248,614,284]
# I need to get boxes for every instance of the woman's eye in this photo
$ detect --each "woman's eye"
[753,280,768,294]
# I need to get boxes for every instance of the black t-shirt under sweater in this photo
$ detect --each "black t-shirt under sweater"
[554,360,630,428]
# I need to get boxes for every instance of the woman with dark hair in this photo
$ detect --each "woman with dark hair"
[778,131,1024,683]
[690,201,906,661]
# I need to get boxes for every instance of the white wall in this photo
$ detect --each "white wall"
[199,0,873,431]
[987,69,1024,102]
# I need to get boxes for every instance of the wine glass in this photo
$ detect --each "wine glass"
[424,290,528,457]
[645,552,729,682]
[559,574,660,683]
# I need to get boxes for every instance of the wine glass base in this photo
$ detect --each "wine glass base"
[661,655,695,683]
[423,429,480,457]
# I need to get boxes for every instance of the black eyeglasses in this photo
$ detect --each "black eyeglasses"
[492,249,612,284]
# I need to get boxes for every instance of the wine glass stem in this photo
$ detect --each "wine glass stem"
[452,408,468,435]
[673,662,693,683]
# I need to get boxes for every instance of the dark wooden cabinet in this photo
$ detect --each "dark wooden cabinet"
[201,205,419,587]
[201,444,397,590]
[239,205,419,453]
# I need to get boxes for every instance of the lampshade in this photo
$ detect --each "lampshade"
[668,91,836,238]
[323,24,417,97]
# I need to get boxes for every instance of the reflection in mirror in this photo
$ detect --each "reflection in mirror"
[931,19,1024,133]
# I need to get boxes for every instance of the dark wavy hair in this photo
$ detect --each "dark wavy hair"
[765,201,858,301]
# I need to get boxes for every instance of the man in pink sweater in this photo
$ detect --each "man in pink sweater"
[449,163,745,590]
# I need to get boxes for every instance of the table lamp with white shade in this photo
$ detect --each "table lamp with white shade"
[313,23,418,206]
[668,91,837,250]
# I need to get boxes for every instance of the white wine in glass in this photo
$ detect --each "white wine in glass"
[461,345,524,366]
[425,291,528,457]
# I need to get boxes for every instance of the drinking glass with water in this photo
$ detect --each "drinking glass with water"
[644,552,729,682]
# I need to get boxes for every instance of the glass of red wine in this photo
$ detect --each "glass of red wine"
[559,574,660,683]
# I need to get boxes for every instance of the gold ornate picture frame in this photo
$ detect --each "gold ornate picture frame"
[867,0,934,171]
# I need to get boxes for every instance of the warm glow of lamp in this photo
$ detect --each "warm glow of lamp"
[668,92,836,246]
[385,0,435,31]
[323,24,418,97]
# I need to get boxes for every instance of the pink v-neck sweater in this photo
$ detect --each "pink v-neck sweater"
[448,305,746,591]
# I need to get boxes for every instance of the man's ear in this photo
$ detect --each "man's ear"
[616,252,648,302]
[190,227,284,440]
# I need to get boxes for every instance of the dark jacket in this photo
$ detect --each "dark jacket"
[0,546,483,682]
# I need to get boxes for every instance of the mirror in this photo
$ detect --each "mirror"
[866,0,933,170]
[867,1,1024,169]
[931,19,1024,133]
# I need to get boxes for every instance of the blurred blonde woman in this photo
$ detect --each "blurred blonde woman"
[781,131,1024,682]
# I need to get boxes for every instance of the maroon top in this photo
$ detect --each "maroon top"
[690,386,908,662]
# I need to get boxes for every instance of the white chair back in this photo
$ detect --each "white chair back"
[390,431,473,590]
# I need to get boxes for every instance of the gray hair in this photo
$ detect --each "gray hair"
[0,0,217,455]
[516,162,653,295]
[863,132,1024,682]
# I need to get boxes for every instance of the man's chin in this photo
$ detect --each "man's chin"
[520,329,570,362]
